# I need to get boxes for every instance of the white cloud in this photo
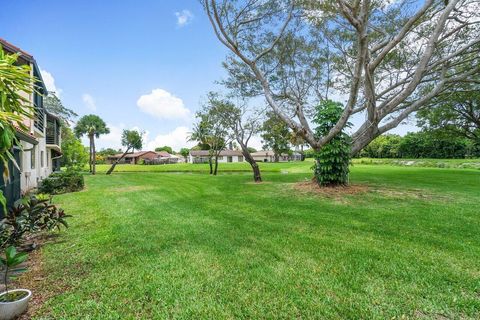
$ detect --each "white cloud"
[175,9,194,27]
[137,89,190,120]
[82,93,97,111]
[40,69,62,96]
[146,126,194,152]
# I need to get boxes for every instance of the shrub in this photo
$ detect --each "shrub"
[0,194,71,249]
[312,100,351,186]
[38,169,84,195]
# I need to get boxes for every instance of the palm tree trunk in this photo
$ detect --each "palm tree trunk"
[89,136,93,173]
[106,148,131,175]
[91,135,96,175]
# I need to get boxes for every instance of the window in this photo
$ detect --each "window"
[238,156,243,162]
[41,151,44,167]
[217,156,223,160]
[31,147,36,169]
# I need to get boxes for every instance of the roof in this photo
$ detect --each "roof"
[190,150,244,157]
[155,151,173,158]
[251,150,301,157]
[0,37,33,60]
[14,126,38,145]
[108,151,156,159]
[0,38,48,94]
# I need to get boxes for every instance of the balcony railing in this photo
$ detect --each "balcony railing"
[33,104,45,133]
[46,116,60,145]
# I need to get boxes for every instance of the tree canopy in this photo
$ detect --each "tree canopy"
[203,0,480,155]
[44,91,78,126]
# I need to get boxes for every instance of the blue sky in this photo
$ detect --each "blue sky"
[1,0,417,151]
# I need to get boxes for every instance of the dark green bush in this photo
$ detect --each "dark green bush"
[312,100,351,186]
[39,169,84,195]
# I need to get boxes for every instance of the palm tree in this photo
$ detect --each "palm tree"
[74,115,109,175]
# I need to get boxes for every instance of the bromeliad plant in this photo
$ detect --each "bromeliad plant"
[0,246,28,302]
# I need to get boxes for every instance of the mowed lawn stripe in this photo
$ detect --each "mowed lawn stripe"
[33,165,480,319]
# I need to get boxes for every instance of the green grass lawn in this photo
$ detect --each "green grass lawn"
[33,164,480,319]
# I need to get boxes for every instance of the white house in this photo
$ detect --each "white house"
[188,150,245,163]
[0,38,62,208]
[251,150,302,162]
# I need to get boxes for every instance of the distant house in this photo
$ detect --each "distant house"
[106,151,157,164]
[144,151,179,165]
[251,150,302,162]
[0,38,62,211]
[188,150,245,163]
[106,151,180,165]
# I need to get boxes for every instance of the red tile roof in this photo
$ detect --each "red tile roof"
[0,37,34,61]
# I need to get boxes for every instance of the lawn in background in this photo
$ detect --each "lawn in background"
[33,164,480,319]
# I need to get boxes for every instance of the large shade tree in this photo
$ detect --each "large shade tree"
[74,115,110,175]
[106,129,143,175]
[202,0,480,161]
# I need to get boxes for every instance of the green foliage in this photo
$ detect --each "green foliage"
[359,134,402,158]
[359,131,480,159]
[312,100,351,186]
[44,91,78,126]
[247,147,257,153]
[179,148,190,161]
[261,112,291,161]
[0,45,35,211]
[0,194,71,249]
[61,127,89,169]
[121,129,143,152]
[397,131,477,159]
[416,86,480,145]
[38,169,85,195]
[155,146,173,154]
[74,115,110,139]
[0,246,28,300]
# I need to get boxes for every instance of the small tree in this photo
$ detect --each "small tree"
[155,146,173,154]
[106,129,143,175]
[312,101,351,187]
[179,148,190,162]
[261,112,291,162]
[74,115,110,175]
[61,127,89,170]
[189,120,214,173]
[207,94,263,182]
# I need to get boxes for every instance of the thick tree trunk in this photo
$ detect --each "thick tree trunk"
[274,153,279,162]
[106,148,131,175]
[239,142,262,182]
[350,127,380,156]
[213,156,219,175]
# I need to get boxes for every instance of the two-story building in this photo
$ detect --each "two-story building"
[0,38,62,209]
